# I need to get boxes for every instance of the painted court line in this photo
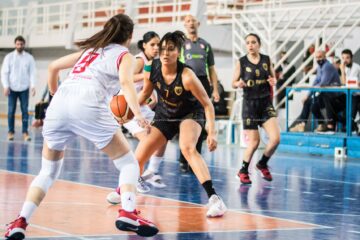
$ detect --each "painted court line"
[2,169,328,230]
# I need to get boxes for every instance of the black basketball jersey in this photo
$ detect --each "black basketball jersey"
[150,59,202,119]
[239,54,271,99]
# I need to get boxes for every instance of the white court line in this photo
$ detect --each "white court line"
[345,197,357,201]
[1,139,359,186]
[22,227,332,239]
[348,230,360,234]
[1,169,330,231]
[323,194,334,198]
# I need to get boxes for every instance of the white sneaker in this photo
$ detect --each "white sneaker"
[206,195,227,218]
[106,187,121,205]
[137,177,151,193]
[146,174,166,188]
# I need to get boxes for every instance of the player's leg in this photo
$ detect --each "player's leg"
[179,119,227,217]
[257,117,280,181]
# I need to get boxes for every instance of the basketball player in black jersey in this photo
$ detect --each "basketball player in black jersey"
[137,31,227,217]
[232,33,280,184]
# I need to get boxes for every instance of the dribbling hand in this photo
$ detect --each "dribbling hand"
[136,116,151,134]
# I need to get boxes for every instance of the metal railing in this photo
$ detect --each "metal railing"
[0,0,127,38]
[231,1,360,109]
[134,0,192,25]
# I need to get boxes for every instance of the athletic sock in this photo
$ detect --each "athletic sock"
[202,180,216,198]
[240,161,250,173]
[121,191,136,212]
[19,201,37,222]
[258,154,270,167]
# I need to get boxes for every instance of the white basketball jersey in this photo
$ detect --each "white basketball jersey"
[134,51,149,92]
[65,43,128,97]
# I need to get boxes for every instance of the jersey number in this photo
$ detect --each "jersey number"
[72,53,99,74]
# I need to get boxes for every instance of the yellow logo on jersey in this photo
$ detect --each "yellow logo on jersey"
[247,80,255,87]
[246,118,251,125]
[156,82,161,89]
[246,67,252,73]
[174,86,183,96]
[262,63,268,71]
[255,69,260,77]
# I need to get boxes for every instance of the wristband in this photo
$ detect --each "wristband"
[144,64,152,72]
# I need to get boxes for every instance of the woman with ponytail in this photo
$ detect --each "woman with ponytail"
[136,31,227,218]
[106,31,167,202]
[5,14,158,239]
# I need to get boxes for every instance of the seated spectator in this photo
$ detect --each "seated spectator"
[290,50,341,132]
[311,50,342,132]
[341,49,360,134]
[276,51,296,108]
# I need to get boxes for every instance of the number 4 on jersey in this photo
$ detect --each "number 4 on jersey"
[72,53,99,74]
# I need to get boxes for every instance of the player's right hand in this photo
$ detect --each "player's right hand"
[136,116,151,134]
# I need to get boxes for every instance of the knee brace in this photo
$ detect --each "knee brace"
[112,151,140,186]
[30,157,63,193]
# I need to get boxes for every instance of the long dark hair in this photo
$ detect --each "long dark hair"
[159,31,186,53]
[137,31,159,51]
[75,14,134,54]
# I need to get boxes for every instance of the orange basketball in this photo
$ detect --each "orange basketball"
[110,94,134,124]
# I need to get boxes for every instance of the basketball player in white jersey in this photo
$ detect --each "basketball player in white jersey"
[5,14,158,239]
[106,32,167,204]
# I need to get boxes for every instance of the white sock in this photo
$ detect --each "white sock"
[121,191,136,212]
[147,156,164,174]
[19,201,37,222]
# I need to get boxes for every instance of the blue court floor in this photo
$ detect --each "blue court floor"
[0,126,360,240]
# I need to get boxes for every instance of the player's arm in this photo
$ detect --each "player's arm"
[47,51,83,95]
[183,68,217,151]
[119,53,142,119]
[133,57,145,82]
[138,62,154,105]
[232,60,245,88]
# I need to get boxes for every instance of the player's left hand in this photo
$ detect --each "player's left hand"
[206,132,217,152]
[267,77,276,87]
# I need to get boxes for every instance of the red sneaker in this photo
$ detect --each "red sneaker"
[5,216,28,240]
[237,172,252,184]
[256,163,273,181]
[116,209,158,237]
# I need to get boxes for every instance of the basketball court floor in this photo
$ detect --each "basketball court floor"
[0,126,359,240]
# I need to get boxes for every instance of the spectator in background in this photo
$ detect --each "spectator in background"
[341,49,360,134]
[290,50,341,132]
[312,50,342,132]
[178,15,220,173]
[1,35,36,141]
[275,51,296,108]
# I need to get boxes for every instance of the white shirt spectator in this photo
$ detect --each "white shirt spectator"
[1,50,36,92]
[345,62,360,85]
